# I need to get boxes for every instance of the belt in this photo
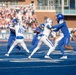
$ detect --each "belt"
[16,36,24,39]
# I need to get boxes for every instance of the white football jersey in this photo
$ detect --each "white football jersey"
[42,23,52,37]
[15,23,25,37]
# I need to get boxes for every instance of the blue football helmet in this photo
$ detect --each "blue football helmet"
[13,19,18,23]
[45,18,53,25]
[40,23,45,27]
[56,14,64,22]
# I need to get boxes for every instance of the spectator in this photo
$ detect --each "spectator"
[70,29,76,41]
[0,4,38,33]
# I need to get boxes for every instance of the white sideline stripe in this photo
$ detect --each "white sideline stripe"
[0,58,63,63]
[0,58,76,69]
[0,64,76,70]
[10,59,63,63]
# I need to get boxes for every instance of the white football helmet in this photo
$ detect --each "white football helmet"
[46,18,53,25]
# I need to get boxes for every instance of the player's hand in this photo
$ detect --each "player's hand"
[51,28,57,31]
[47,25,52,29]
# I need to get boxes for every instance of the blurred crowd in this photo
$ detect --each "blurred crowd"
[70,29,76,41]
[0,4,38,33]
[0,4,76,41]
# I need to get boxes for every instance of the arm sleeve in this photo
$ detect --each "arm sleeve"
[52,23,63,29]
[7,24,12,28]
[34,27,40,34]
[53,28,59,32]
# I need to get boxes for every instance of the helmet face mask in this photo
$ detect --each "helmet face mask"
[40,23,45,27]
[56,18,59,23]
[46,18,53,25]
[13,19,18,24]
[13,21,17,24]
[56,14,64,23]
[40,23,45,29]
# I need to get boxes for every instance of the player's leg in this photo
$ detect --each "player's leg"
[45,36,63,57]
[64,37,76,51]
[31,34,38,45]
[45,36,64,57]
[13,36,21,51]
[57,38,67,59]
[28,41,42,59]
[7,36,14,51]
[5,40,18,56]
[58,38,64,54]
[45,47,55,59]
[20,40,30,53]
[42,36,54,58]
[29,39,39,51]
[54,36,63,48]
[60,37,75,59]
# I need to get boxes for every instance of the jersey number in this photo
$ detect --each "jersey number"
[18,28,24,34]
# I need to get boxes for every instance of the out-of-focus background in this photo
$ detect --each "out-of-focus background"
[0,0,76,75]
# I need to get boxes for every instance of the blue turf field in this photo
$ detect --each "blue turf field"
[0,41,76,75]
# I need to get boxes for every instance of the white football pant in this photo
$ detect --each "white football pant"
[29,35,54,57]
[7,39,29,54]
